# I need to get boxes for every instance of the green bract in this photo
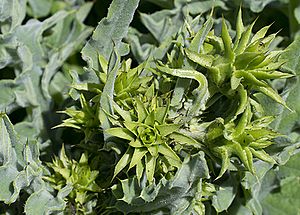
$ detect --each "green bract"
[186,10,293,113]
[106,95,183,183]
[44,146,101,214]
[156,9,293,181]
[205,108,279,178]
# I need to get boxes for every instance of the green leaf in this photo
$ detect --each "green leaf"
[128,148,147,171]
[0,0,26,33]
[169,78,192,111]
[81,0,139,71]
[27,0,53,18]
[189,17,213,53]
[258,37,300,134]
[145,154,157,183]
[105,127,135,141]
[221,18,234,60]
[157,65,209,119]
[158,143,181,168]
[234,70,268,87]
[234,20,256,55]
[113,148,133,180]
[234,7,244,47]
[135,98,148,122]
[262,152,300,215]
[99,50,120,140]
[145,111,155,127]
[212,175,237,212]
[249,148,276,164]
[235,85,248,116]
[156,124,181,137]
[232,105,251,138]
[214,146,230,179]
[256,86,289,109]
[169,132,200,146]
[155,106,168,124]
[185,49,214,68]
[112,152,210,213]
[250,24,272,43]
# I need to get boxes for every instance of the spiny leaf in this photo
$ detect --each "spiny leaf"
[156,64,209,118]
[158,143,181,168]
[232,105,252,138]
[156,124,181,137]
[214,146,230,180]
[145,154,156,183]
[235,85,248,116]
[185,49,214,68]
[113,148,133,180]
[234,20,256,55]
[234,7,244,48]
[250,23,272,43]
[221,18,234,60]
[135,98,148,122]
[189,17,214,53]
[128,148,147,171]
[234,70,269,87]
[169,132,200,147]
[249,148,276,164]
[256,86,290,110]
[250,70,293,80]
[99,49,120,140]
[105,127,135,141]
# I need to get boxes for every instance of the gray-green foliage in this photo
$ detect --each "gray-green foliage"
[0,113,71,214]
[111,152,212,214]
[1,0,300,214]
[127,0,227,63]
[258,36,300,136]
[261,149,300,215]
[0,0,92,143]
[81,0,140,70]
[0,0,93,213]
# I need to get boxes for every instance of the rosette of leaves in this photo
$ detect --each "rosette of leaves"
[185,9,293,119]
[205,104,280,178]
[105,93,184,184]
[56,56,153,139]
[152,9,293,180]
[111,152,215,214]
[91,55,153,108]
[55,94,101,141]
[44,146,102,214]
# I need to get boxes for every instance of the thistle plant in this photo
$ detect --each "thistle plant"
[106,94,183,183]
[2,0,299,214]
[154,9,292,179]
[185,9,293,118]
[205,105,280,178]
[55,94,100,141]
[44,146,102,214]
